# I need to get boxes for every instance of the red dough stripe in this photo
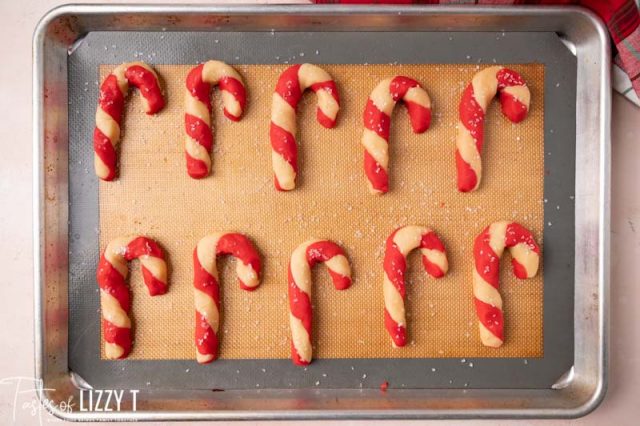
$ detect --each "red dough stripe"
[383,235,407,297]
[184,113,214,179]
[505,223,541,255]
[384,308,405,348]
[217,233,262,290]
[140,266,168,297]
[306,241,345,263]
[473,228,501,288]
[193,251,221,301]
[195,312,219,360]
[193,251,221,361]
[473,298,504,342]
[389,76,419,99]
[275,64,303,107]
[310,80,340,103]
[496,67,525,86]
[404,100,432,133]
[288,266,313,332]
[364,99,391,139]
[93,128,117,182]
[220,76,247,121]
[327,269,351,291]
[455,149,478,194]
[364,149,389,194]
[96,255,130,311]
[124,65,165,113]
[102,319,132,359]
[126,236,164,260]
[421,231,446,251]
[311,80,340,128]
[458,85,485,146]
[185,114,213,151]
[186,64,211,106]
[185,155,209,180]
[97,75,125,124]
[269,122,298,167]
[499,92,528,124]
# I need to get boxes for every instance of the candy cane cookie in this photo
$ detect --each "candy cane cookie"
[473,221,540,347]
[96,236,168,359]
[184,61,247,179]
[456,66,530,192]
[270,64,340,191]
[288,239,351,365]
[362,77,432,194]
[94,62,165,181]
[383,226,448,347]
[193,233,261,364]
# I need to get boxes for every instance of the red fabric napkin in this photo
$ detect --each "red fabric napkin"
[315,0,640,100]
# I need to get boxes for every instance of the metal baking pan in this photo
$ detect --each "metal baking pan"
[33,4,610,420]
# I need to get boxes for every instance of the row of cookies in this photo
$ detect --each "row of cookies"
[98,222,540,365]
[94,61,530,193]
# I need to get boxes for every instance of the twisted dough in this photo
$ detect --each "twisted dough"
[288,239,351,365]
[270,64,340,191]
[456,66,530,192]
[94,62,165,181]
[96,236,168,359]
[383,226,449,347]
[184,61,247,179]
[362,76,432,194]
[473,221,540,347]
[193,232,261,363]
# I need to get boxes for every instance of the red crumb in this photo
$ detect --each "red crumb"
[439,202,446,208]
[380,381,389,392]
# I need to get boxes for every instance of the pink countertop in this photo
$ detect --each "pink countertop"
[1,0,638,424]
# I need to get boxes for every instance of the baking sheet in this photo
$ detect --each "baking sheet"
[68,31,575,390]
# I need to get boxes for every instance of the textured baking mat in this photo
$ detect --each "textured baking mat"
[68,31,575,390]
[99,63,545,361]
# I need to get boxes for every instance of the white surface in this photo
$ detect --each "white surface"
[1,0,639,424]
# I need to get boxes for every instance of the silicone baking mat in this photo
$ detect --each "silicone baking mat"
[68,31,575,390]
[99,63,544,360]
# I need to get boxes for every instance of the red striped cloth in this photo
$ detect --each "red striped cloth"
[315,0,640,100]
